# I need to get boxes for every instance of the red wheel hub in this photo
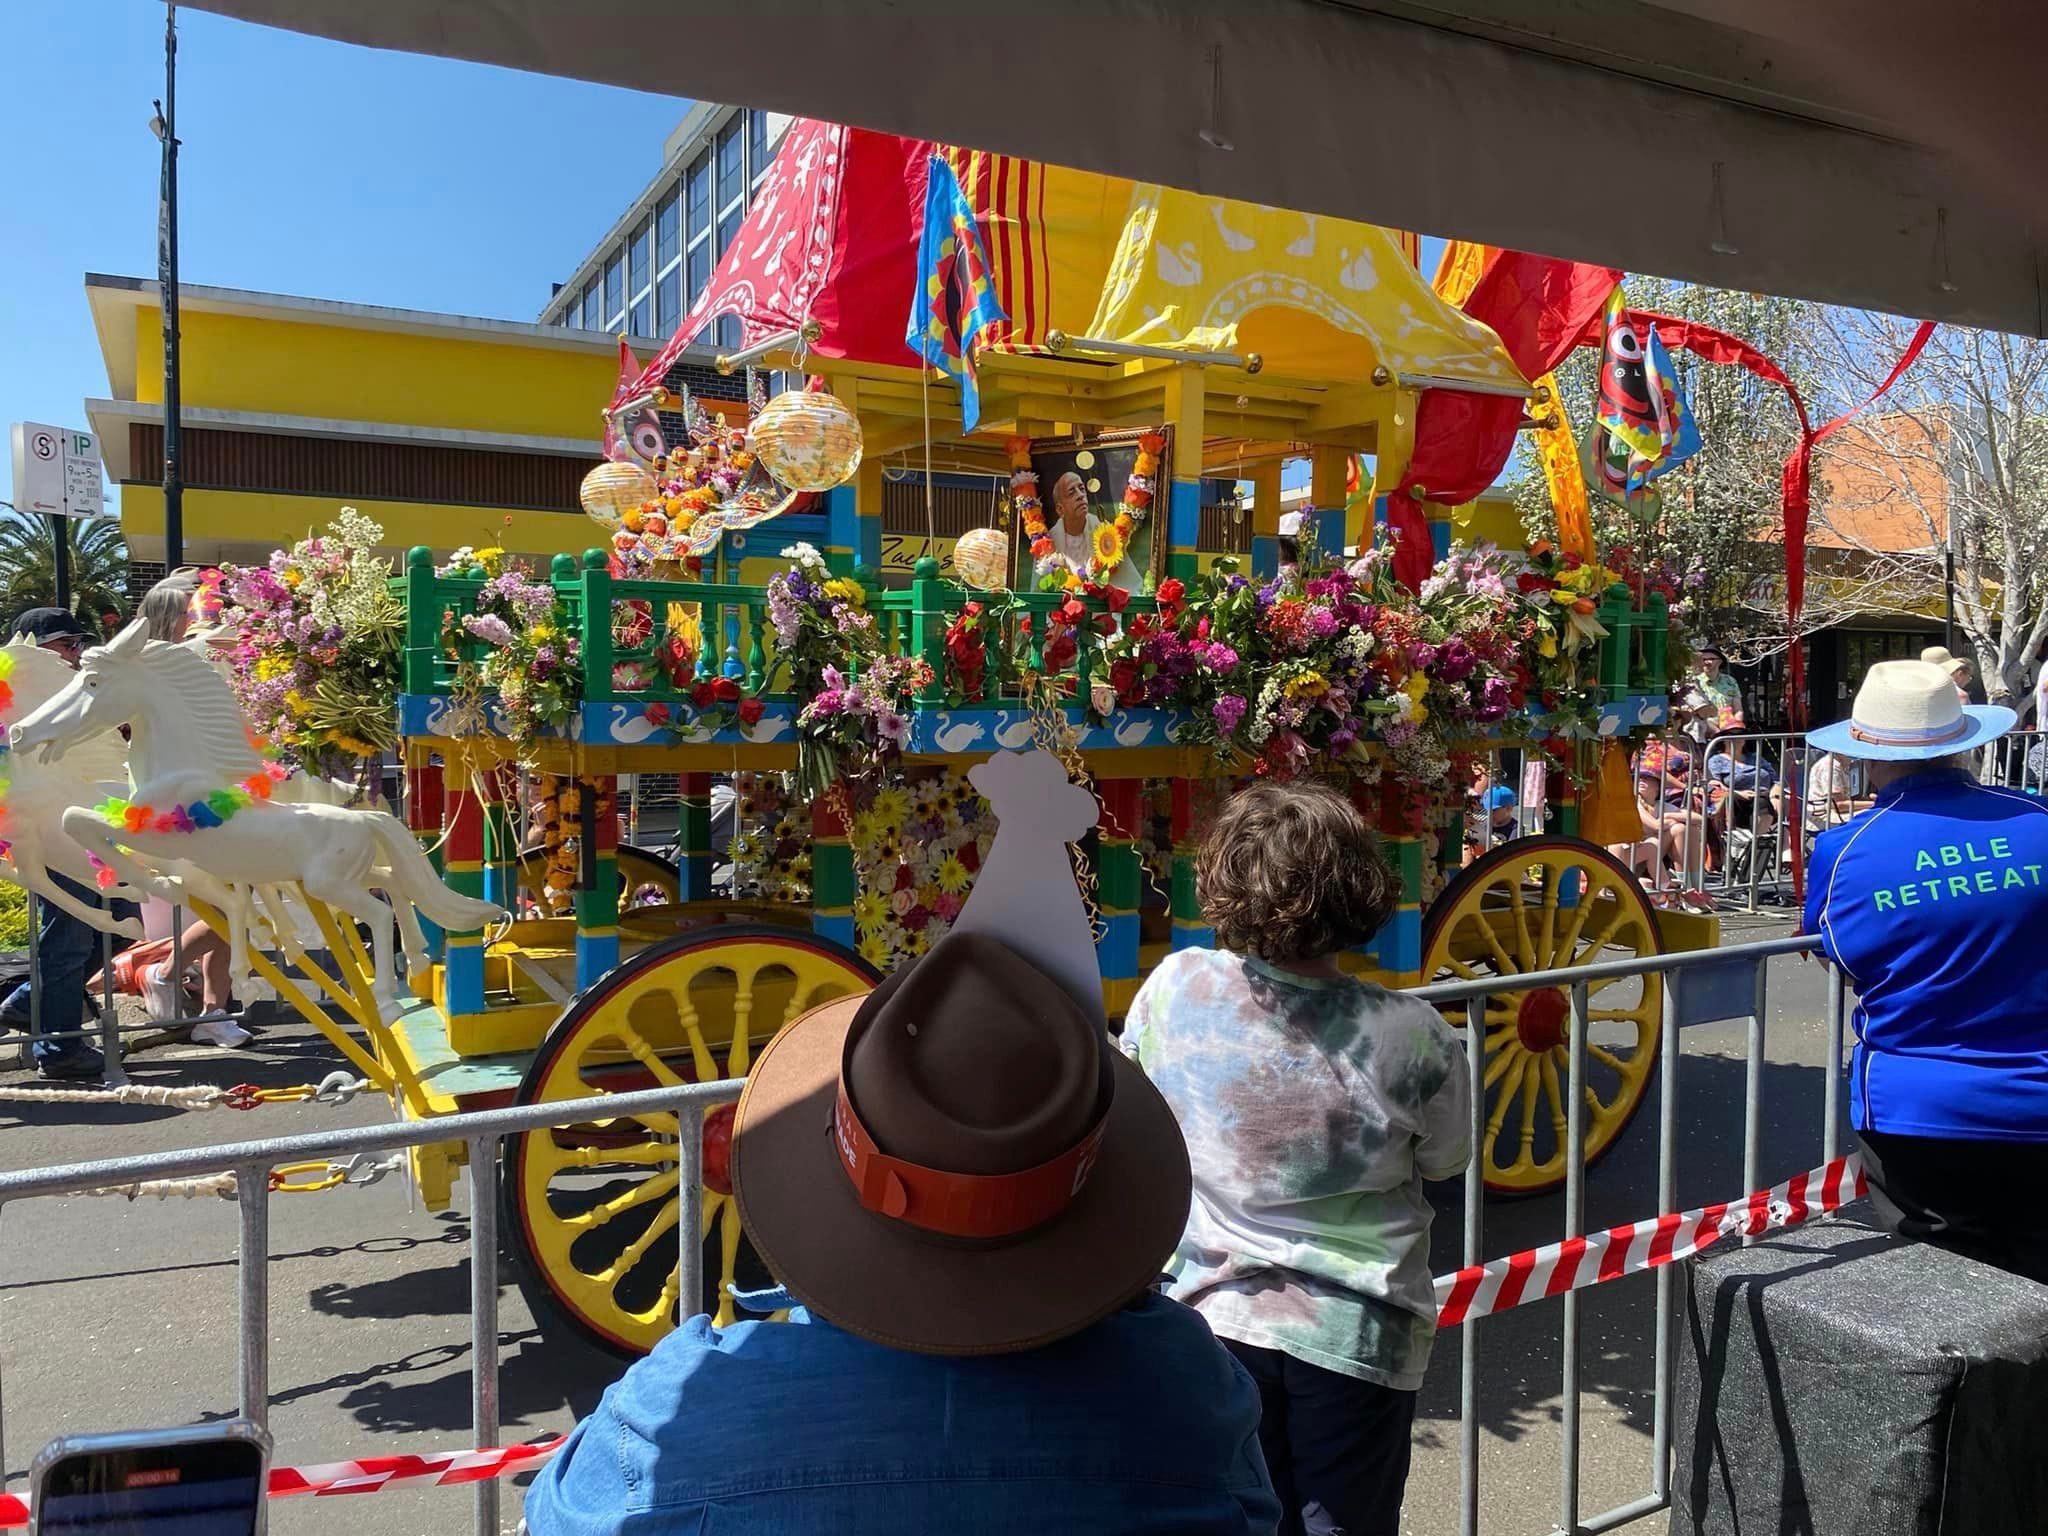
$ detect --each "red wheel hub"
[702,1103,736,1196]
[1516,988,1570,1053]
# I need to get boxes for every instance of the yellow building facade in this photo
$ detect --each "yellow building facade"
[85,274,738,574]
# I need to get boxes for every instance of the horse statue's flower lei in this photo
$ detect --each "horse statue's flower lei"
[96,760,290,842]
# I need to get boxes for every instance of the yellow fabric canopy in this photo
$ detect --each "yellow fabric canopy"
[1086,185,1527,388]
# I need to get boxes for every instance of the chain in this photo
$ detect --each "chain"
[1021,673,1107,943]
[69,1149,403,1203]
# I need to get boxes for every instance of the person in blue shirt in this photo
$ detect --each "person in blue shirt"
[524,927,1280,1536]
[1804,659,2048,1283]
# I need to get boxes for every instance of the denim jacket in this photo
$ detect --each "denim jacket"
[523,1291,1279,1535]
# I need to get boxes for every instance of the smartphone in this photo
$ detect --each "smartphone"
[29,1422,270,1536]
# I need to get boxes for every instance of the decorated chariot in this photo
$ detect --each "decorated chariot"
[7,122,1711,1360]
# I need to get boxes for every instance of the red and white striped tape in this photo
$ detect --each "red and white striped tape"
[1434,1152,1866,1328]
[0,1437,565,1528]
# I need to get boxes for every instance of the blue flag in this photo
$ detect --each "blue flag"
[906,155,1009,433]
[1630,325,1702,493]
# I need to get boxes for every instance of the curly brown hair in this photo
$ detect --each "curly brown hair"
[1196,780,1398,965]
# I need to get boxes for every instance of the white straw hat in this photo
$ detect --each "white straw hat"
[1808,659,2013,761]
[1918,645,1969,677]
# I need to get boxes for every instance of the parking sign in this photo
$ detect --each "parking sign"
[10,422,105,518]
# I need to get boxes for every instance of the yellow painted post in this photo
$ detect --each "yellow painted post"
[1249,460,1283,578]
[1161,365,1207,582]
[1309,446,1350,564]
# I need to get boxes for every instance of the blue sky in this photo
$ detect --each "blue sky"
[0,3,686,515]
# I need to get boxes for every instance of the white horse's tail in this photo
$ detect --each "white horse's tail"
[368,812,507,933]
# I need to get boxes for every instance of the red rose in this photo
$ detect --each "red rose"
[959,842,981,873]
[960,600,982,620]
[646,703,672,726]
[894,864,915,891]
[1093,613,1116,636]
[1157,578,1186,608]
[1515,572,1550,593]
[713,676,741,703]
[737,697,764,727]
[690,681,717,708]
[1056,597,1087,626]
[901,905,932,932]
[1111,659,1140,695]
[1105,586,1131,613]
[1043,635,1078,671]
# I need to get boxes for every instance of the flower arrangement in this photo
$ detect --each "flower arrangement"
[219,507,404,776]
[847,769,996,970]
[943,600,992,704]
[436,547,582,753]
[766,543,932,799]
[729,773,813,904]
[607,408,754,579]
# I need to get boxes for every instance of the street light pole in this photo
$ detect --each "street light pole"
[155,2,183,571]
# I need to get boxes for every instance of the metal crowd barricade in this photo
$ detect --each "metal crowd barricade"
[0,939,1849,1536]
[1414,933,1838,1536]
[1982,726,2045,795]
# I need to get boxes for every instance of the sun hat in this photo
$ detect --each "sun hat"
[1808,659,2014,761]
[1277,510,1304,538]
[1694,643,1726,663]
[730,927,1191,1356]
[1918,644,1970,677]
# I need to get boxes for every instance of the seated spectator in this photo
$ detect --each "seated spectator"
[1806,660,2048,1283]
[1121,782,1468,1536]
[1708,739,1780,831]
[1802,748,1871,839]
[526,928,1278,1535]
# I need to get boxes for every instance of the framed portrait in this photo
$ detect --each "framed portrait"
[1018,427,1169,593]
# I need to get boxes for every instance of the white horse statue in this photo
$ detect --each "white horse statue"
[0,643,146,932]
[10,623,504,1014]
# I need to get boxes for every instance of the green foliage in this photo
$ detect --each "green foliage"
[0,509,132,634]
[0,884,27,951]
[1511,279,1815,658]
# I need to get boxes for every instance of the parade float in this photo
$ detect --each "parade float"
[5,121,1701,1359]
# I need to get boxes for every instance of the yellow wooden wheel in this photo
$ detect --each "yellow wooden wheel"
[504,926,878,1357]
[517,842,683,916]
[1420,837,1662,1195]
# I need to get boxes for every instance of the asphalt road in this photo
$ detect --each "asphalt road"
[0,912,1842,1536]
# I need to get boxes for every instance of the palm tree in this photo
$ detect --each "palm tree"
[0,505,132,636]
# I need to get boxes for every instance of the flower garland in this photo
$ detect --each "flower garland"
[1009,430,1165,589]
[96,761,289,838]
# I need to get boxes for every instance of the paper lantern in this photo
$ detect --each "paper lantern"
[580,460,657,528]
[750,390,863,492]
[952,527,1010,589]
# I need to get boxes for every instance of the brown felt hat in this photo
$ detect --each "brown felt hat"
[730,929,1191,1355]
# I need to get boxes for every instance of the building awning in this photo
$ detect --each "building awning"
[185,0,2048,336]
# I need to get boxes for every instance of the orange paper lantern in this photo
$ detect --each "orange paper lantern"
[580,460,657,528]
[952,527,1010,589]
[750,390,863,491]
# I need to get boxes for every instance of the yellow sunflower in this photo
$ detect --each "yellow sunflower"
[870,786,912,832]
[1091,520,1127,567]
[857,932,893,969]
[935,855,971,894]
[852,890,889,931]
[900,927,931,958]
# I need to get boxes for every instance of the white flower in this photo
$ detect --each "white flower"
[779,541,826,572]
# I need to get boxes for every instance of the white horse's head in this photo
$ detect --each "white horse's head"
[9,621,151,765]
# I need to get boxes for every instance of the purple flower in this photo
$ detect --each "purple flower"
[1213,694,1248,734]
[1477,675,1512,721]
[1329,722,1358,754]
[1436,639,1478,683]
[1307,608,1339,639]
[1203,643,1240,672]
[821,665,846,691]
[462,614,514,647]
[809,689,845,717]
[1408,641,1438,671]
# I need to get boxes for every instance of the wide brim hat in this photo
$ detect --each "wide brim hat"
[730,935,1192,1357]
[1809,658,2015,761]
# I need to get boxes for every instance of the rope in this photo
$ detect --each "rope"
[0,1072,369,1113]
[82,1173,239,1201]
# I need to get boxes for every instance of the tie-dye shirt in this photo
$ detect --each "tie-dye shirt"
[1120,949,1471,1390]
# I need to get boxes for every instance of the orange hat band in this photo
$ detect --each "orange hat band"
[832,1081,1108,1240]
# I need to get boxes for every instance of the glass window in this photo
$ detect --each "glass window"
[631,294,653,338]
[603,252,625,327]
[657,266,682,334]
[688,242,710,304]
[630,220,652,298]
[718,203,742,252]
[581,281,600,330]
[657,190,680,267]
[748,110,768,185]
[686,153,711,237]
[717,119,743,204]
[718,314,741,349]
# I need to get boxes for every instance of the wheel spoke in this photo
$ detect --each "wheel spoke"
[663,985,721,1083]
[1500,873,1537,970]
[1467,910,1521,976]
[1538,1053,1569,1146]
[596,1202,679,1286]
[1483,1041,1524,1091]
[1514,1052,1543,1164]
[563,1169,678,1231]
[712,1199,744,1328]
[1587,1041,1633,1074]
[1484,1054,1529,1144]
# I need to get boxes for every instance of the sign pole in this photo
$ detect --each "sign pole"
[157,2,184,571]
[50,515,71,613]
